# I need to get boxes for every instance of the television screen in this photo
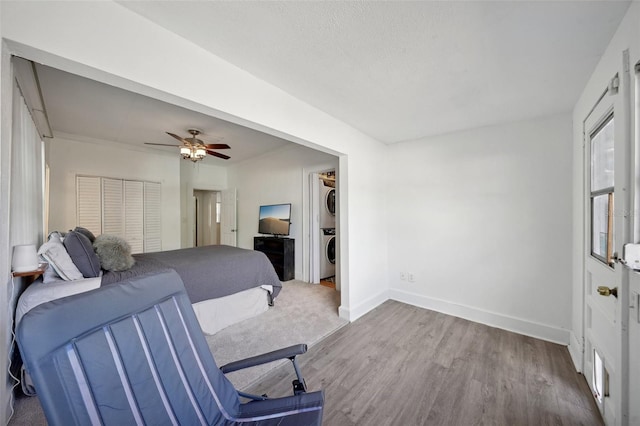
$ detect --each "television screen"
[258,203,291,236]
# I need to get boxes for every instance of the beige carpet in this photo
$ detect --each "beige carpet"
[8,280,346,425]
[208,280,347,390]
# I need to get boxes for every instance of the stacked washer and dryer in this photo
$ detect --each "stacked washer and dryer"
[319,175,336,280]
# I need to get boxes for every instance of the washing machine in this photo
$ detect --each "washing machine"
[320,228,336,279]
[319,182,336,229]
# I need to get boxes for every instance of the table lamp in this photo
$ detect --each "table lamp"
[12,244,39,273]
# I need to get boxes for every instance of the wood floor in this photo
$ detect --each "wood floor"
[246,300,603,426]
[320,278,336,289]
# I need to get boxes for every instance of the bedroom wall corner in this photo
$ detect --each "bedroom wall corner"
[386,114,574,340]
[227,143,338,281]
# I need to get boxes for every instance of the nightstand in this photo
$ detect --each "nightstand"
[12,263,48,285]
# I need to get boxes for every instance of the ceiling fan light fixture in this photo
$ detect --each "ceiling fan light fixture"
[180,146,191,158]
[146,130,230,162]
[195,147,206,159]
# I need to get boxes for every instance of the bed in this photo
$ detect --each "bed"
[16,238,284,397]
[17,245,283,335]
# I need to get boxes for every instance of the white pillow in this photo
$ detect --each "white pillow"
[38,235,83,281]
[42,264,63,284]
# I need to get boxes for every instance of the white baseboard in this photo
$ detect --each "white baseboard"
[389,288,570,345]
[338,305,350,321]
[568,331,583,372]
[339,289,389,322]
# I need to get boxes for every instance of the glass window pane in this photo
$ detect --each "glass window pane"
[591,116,614,191]
[593,349,604,404]
[592,194,610,258]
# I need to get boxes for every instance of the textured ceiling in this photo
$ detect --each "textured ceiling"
[119,1,630,143]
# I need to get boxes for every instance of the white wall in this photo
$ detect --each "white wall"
[227,144,337,280]
[47,136,182,250]
[387,114,574,343]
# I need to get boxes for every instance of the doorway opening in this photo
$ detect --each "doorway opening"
[308,168,339,290]
[193,189,221,246]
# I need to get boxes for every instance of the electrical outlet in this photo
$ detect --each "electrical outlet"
[400,272,407,280]
[408,273,415,282]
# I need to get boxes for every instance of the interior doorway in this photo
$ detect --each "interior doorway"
[308,168,339,290]
[193,189,221,246]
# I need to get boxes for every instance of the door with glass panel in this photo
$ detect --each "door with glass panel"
[583,67,630,425]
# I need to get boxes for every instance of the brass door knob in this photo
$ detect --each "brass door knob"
[597,286,618,298]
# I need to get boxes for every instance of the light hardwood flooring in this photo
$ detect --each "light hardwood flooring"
[246,300,602,426]
[320,279,336,289]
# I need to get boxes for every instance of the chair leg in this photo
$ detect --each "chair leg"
[291,358,307,395]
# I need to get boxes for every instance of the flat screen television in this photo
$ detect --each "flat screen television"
[258,203,291,236]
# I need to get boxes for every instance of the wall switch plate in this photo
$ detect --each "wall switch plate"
[400,272,406,281]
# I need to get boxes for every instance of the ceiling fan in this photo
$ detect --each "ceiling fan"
[145,129,230,162]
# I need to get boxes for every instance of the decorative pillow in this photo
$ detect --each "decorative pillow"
[93,234,135,272]
[37,235,83,281]
[63,231,101,278]
[73,226,96,243]
[47,230,65,241]
[42,263,64,284]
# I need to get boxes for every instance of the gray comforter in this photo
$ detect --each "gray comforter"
[101,245,282,303]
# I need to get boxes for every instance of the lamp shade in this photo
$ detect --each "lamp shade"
[12,244,39,273]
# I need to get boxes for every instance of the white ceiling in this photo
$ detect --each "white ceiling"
[35,64,293,165]
[118,0,631,144]
[34,1,631,158]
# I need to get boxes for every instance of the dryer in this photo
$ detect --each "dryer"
[319,182,336,229]
[320,228,336,279]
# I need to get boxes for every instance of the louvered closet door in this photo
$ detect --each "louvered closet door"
[76,176,102,237]
[124,180,144,254]
[101,178,124,237]
[144,182,161,252]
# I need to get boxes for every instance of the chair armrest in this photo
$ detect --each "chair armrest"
[220,344,307,374]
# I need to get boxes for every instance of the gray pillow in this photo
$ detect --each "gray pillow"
[93,234,135,272]
[63,231,101,278]
[73,226,96,243]
[37,234,83,281]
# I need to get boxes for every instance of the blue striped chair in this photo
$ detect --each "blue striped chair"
[17,269,324,425]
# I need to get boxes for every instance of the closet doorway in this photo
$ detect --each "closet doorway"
[193,189,221,247]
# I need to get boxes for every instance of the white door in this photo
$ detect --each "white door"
[583,60,630,425]
[220,188,237,246]
[628,56,640,426]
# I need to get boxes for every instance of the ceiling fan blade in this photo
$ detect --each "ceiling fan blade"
[205,143,231,149]
[166,132,190,144]
[144,143,182,147]
[207,150,230,160]
[205,143,230,150]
